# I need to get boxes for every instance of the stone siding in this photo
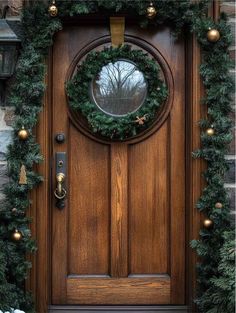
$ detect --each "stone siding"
[0,106,13,204]
[0,0,22,17]
[0,1,235,213]
[221,1,236,217]
[0,0,21,205]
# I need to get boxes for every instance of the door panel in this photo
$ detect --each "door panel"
[129,124,168,275]
[67,277,170,305]
[52,20,185,305]
[69,126,110,275]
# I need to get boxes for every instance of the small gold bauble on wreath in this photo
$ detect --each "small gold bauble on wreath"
[207,28,220,42]
[18,126,29,140]
[48,0,58,17]
[12,229,22,241]
[66,45,168,140]
[146,2,157,19]
[215,202,223,209]
[203,218,214,229]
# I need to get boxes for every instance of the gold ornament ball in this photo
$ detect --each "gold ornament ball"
[18,128,29,140]
[12,208,17,213]
[207,29,220,42]
[215,202,223,209]
[12,230,22,241]
[203,219,213,228]
[48,4,58,17]
[146,4,157,19]
[206,127,215,136]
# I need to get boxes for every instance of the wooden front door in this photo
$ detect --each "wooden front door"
[51,19,185,306]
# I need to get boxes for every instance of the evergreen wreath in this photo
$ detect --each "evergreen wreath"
[66,45,168,140]
[0,1,234,313]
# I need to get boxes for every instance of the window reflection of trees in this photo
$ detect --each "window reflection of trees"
[93,60,147,116]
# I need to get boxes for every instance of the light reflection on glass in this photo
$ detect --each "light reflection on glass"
[91,60,147,117]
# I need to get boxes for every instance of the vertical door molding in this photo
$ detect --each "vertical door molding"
[29,53,53,313]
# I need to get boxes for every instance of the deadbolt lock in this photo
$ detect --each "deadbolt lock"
[55,133,65,144]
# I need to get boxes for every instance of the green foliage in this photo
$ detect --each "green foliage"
[209,230,235,312]
[190,13,235,313]
[0,1,234,312]
[0,2,52,312]
[192,230,235,313]
[66,45,168,139]
[57,0,208,34]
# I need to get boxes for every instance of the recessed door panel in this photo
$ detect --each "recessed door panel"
[68,125,110,276]
[129,123,169,275]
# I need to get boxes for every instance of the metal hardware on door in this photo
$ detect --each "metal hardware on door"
[54,173,66,199]
[58,160,64,167]
[55,200,66,210]
[55,152,67,209]
[55,133,65,143]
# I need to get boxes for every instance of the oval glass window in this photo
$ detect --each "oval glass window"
[91,60,147,117]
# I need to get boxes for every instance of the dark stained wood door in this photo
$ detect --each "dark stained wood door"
[51,19,186,305]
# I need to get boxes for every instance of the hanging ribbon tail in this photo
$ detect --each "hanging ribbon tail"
[110,17,125,47]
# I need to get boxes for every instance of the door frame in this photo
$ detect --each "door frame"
[26,3,220,312]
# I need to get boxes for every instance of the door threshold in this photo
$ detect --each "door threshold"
[48,305,189,313]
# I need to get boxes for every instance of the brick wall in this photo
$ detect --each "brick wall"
[0,1,235,213]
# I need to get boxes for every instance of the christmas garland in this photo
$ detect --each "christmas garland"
[0,1,234,313]
[66,45,168,140]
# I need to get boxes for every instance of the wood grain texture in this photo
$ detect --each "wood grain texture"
[69,127,110,275]
[50,22,186,305]
[32,13,209,312]
[51,30,70,304]
[67,277,170,305]
[42,17,190,307]
[34,55,52,312]
[213,0,220,21]
[169,35,186,305]
[129,124,168,275]
[111,144,128,277]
